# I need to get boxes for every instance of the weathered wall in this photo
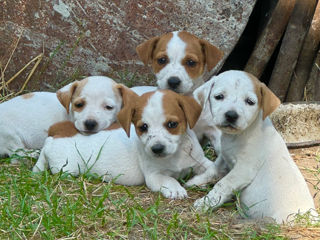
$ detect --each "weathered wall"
[0,0,256,91]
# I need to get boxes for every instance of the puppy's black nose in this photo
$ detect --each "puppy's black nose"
[225,111,239,123]
[167,77,181,89]
[151,144,165,154]
[84,119,97,131]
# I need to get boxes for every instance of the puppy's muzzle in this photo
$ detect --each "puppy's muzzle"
[167,77,181,90]
[225,110,239,124]
[84,119,98,131]
[151,143,165,155]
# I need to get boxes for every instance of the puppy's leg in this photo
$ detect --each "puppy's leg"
[145,173,188,199]
[185,155,227,187]
[194,161,258,211]
[32,149,48,172]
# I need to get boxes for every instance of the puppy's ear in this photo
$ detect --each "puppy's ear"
[56,81,79,114]
[200,39,224,72]
[136,36,160,65]
[193,77,215,107]
[116,84,139,137]
[178,95,202,129]
[260,83,281,120]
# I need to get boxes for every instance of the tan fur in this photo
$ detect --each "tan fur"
[56,78,88,114]
[136,31,223,77]
[21,93,35,99]
[116,85,139,137]
[105,122,121,130]
[48,121,79,138]
[247,73,281,120]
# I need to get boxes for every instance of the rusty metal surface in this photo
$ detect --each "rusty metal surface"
[0,0,256,90]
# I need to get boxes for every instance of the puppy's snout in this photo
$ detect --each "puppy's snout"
[84,119,98,131]
[225,111,239,123]
[167,77,181,90]
[151,143,165,154]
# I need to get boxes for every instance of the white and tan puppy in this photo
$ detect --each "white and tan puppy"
[57,76,123,134]
[186,70,318,223]
[136,31,224,149]
[33,88,214,199]
[0,76,123,158]
[136,31,224,94]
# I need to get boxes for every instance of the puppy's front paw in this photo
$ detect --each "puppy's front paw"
[161,185,188,199]
[194,195,220,212]
[185,174,211,187]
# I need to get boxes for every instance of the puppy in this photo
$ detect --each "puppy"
[33,88,214,199]
[57,76,124,134]
[0,76,123,158]
[136,31,223,94]
[136,31,224,150]
[186,70,318,223]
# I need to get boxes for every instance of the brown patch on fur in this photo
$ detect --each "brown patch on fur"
[178,31,205,79]
[48,121,79,138]
[21,93,35,99]
[162,90,202,131]
[136,33,174,75]
[246,72,281,120]
[105,122,121,130]
[132,92,155,137]
[116,85,140,137]
[56,78,88,114]
[71,78,89,113]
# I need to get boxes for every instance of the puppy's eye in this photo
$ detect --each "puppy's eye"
[139,123,148,132]
[186,59,197,67]
[245,98,255,106]
[214,94,224,100]
[75,102,84,108]
[157,57,167,65]
[105,105,114,110]
[167,121,178,129]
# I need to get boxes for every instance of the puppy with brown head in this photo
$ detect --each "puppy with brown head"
[136,31,223,94]
[33,87,214,199]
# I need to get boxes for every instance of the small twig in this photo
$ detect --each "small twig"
[287,140,320,149]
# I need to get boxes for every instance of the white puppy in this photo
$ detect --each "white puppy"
[0,76,123,158]
[33,88,214,199]
[0,92,68,158]
[186,70,318,223]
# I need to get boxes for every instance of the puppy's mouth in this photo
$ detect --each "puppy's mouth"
[152,152,168,158]
[217,123,239,132]
[79,130,98,135]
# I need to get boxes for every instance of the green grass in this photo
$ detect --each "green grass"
[0,152,294,239]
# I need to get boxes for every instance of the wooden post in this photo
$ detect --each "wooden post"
[244,0,296,78]
[268,0,317,102]
[286,0,320,101]
[310,49,320,100]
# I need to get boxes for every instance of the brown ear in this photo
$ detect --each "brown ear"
[116,84,139,137]
[178,95,202,129]
[56,82,79,114]
[260,83,281,120]
[136,36,160,65]
[200,39,224,72]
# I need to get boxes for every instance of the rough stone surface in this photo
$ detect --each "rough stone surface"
[0,0,256,91]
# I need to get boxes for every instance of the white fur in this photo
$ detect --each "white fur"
[0,92,68,157]
[33,91,213,199]
[60,76,123,133]
[186,70,318,223]
[156,31,204,94]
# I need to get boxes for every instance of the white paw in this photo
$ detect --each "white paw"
[161,185,188,199]
[194,195,221,211]
[185,174,210,187]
